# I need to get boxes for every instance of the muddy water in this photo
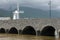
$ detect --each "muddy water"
[0,34,59,40]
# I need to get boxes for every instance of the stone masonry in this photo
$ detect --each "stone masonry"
[0,18,60,31]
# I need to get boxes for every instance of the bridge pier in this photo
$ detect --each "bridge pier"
[37,30,40,36]
[55,29,59,38]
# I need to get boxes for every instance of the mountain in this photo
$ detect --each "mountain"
[19,7,49,18]
[51,10,60,18]
[0,6,60,18]
[0,9,12,17]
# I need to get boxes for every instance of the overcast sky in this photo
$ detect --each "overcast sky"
[0,0,60,10]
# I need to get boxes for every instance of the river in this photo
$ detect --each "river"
[0,34,59,40]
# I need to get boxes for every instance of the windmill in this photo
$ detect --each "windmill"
[13,1,24,20]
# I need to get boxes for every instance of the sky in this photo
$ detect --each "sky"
[0,0,60,10]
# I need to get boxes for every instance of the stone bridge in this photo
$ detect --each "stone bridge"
[0,18,60,37]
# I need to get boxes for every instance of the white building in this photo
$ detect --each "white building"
[0,17,11,20]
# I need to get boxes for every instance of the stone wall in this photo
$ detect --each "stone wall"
[0,18,60,31]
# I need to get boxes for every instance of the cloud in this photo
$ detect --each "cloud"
[0,0,60,10]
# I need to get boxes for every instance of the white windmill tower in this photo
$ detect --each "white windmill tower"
[13,1,24,20]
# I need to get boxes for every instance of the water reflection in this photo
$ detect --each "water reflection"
[0,34,59,40]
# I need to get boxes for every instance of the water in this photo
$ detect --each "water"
[0,34,59,40]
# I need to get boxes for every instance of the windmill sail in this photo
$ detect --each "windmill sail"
[17,1,19,11]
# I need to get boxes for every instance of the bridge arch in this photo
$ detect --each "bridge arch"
[40,25,55,36]
[0,28,5,33]
[8,27,18,34]
[22,26,36,35]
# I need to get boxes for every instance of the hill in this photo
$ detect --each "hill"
[0,7,60,18]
